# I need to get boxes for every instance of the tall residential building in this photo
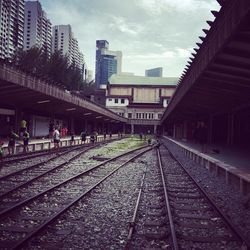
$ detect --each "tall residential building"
[0,0,25,60]
[52,24,84,70]
[95,40,122,89]
[24,1,52,56]
[145,67,163,77]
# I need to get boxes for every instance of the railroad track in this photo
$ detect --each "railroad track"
[125,144,249,249]
[0,144,76,165]
[0,144,151,249]
[0,144,97,199]
[160,144,248,249]
[125,146,172,249]
[0,138,119,181]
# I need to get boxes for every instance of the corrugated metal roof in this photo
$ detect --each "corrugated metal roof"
[109,74,179,86]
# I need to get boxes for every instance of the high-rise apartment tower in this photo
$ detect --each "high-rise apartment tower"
[24,1,52,56]
[0,0,25,59]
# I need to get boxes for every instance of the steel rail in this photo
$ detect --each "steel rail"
[0,144,149,218]
[0,144,98,199]
[157,148,179,250]
[162,143,250,249]
[1,143,80,165]
[0,145,83,181]
[0,138,117,181]
[125,167,147,250]
[10,145,153,250]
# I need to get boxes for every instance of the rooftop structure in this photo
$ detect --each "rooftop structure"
[106,74,178,133]
[145,67,163,77]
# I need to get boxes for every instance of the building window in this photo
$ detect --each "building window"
[158,113,162,119]
[115,98,118,103]
[121,99,125,104]
[128,113,132,119]
[108,98,112,102]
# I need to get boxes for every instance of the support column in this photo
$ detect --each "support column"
[94,121,97,132]
[153,124,157,134]
[208,115,213,144]
[69,117,75,133]
[227,112,235,146]
[122,123,126,134]
[107,122,111,134]
[183,120,188,141]
[15,108,22,134]
[131,124,134,134]
[173,123,176,138]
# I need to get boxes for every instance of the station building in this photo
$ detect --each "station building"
[106,74,178,134]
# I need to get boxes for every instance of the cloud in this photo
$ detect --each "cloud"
[39,0,220,77]
[108,16,144,36]
[136,0,218,16]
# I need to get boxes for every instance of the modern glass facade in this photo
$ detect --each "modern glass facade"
[100,55,117,85]
[95,40,121,88]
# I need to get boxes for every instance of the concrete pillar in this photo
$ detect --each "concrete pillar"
[107,122,111,134]
[122,123,126,134]
[94,121,97,132]
[70,117,75,133]
[131,124,134,134]
[227,113,235,146]
[208,115,213,144]
[183,120,188,141]
[173,123,176,138]
[153,124,157,134]
[15,108,22,133]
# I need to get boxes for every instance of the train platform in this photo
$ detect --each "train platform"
[163,136,250,195]
[1,134,120,156]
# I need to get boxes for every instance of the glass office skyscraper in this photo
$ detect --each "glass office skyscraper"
[95,40,122,89]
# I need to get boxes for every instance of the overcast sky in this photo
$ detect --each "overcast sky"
[39,0,220,77]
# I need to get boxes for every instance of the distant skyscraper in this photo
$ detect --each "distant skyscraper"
[145,67,163,77]
[52,24,84,70]
[24,1,52,56]
[95,40,122,89]
[0,0,25,60]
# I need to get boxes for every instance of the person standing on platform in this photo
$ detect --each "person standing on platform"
[80,130,87,144]
[103,131,107,141]
[20,119,27,139]
[23,129,30,153]
[53,127,60,149]
[139,132,143,140]
[90,132,95,144]
[8,129,19,155]
[94,131,98,142]
[70,132,75,146]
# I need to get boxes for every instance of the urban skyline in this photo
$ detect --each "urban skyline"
[38,0,220,77]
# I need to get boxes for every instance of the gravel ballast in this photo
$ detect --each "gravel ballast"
[24,149,152,249]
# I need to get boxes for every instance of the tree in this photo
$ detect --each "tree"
[13,47,87,91]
